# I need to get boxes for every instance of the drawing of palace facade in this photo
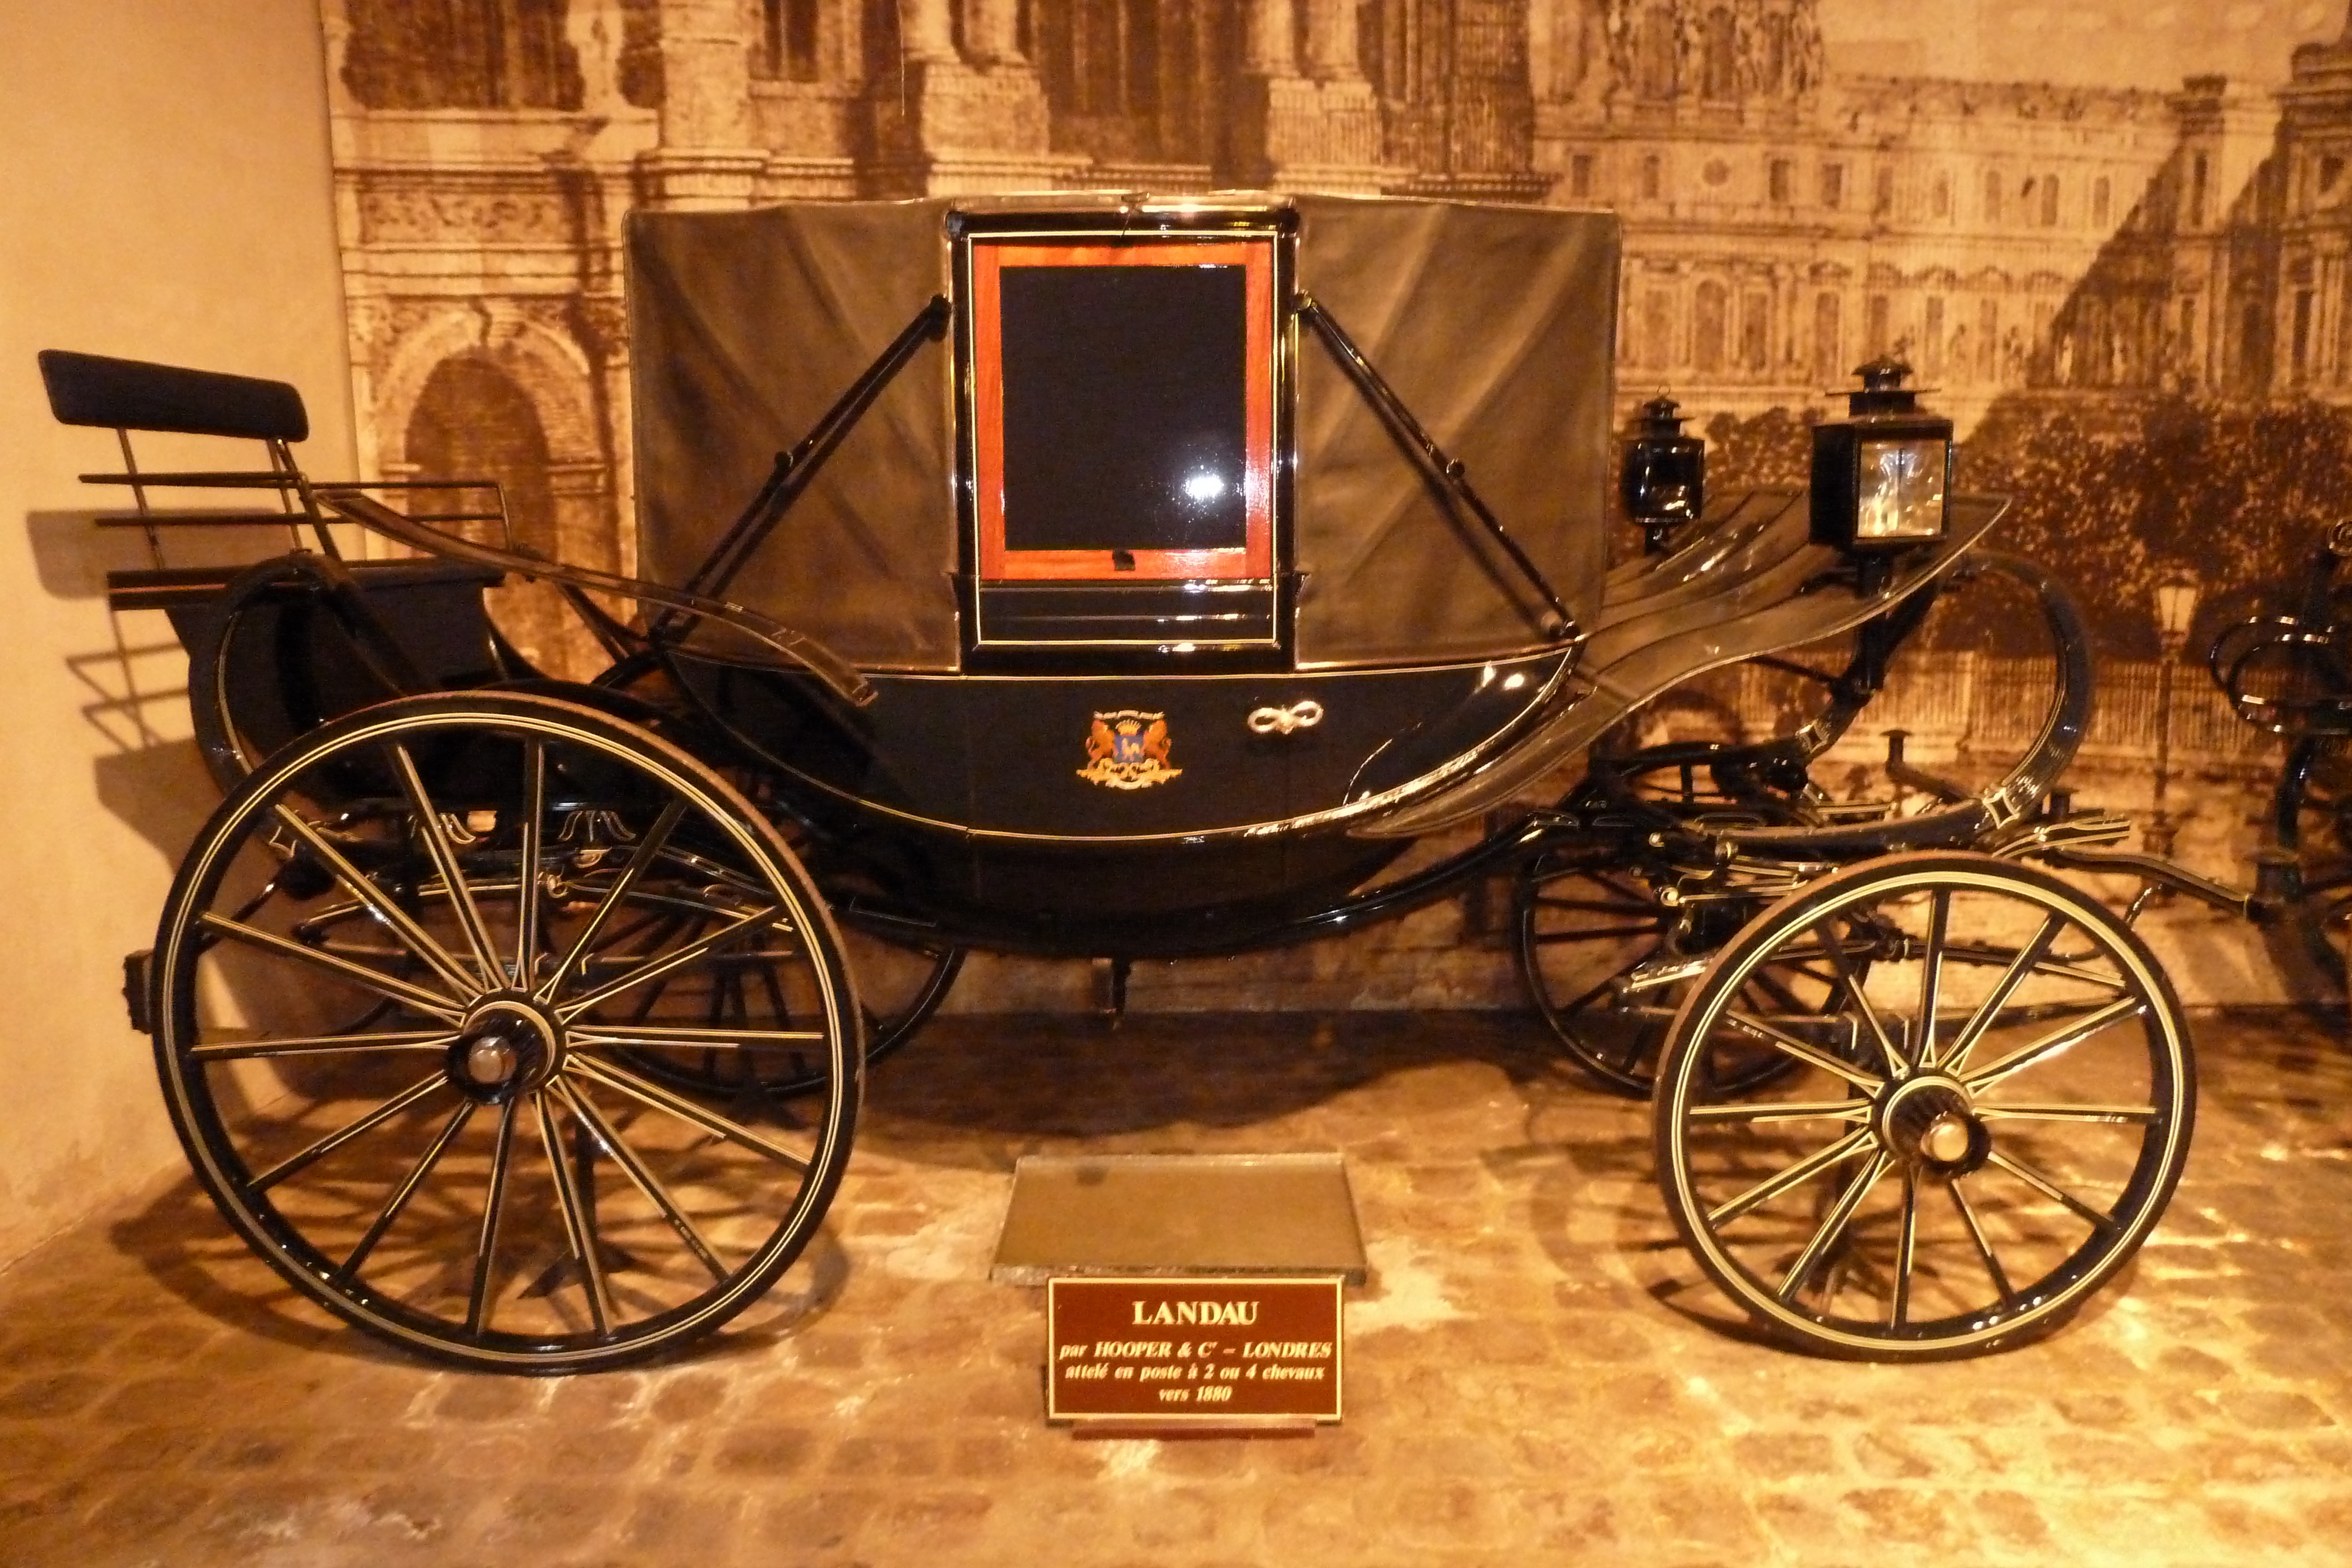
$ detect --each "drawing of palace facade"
[316,0,2352,606]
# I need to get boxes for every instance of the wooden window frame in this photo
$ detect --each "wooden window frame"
[967,236,1277,584]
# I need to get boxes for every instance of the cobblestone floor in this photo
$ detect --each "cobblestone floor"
[4,1007,2352,1565]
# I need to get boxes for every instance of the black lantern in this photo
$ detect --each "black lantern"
[1810,357,1953,557]
[1621,394,1707,554]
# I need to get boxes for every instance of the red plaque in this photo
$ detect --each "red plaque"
[1046,1276,1342,1425]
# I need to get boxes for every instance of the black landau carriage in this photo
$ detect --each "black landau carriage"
[44,193,2200,1373]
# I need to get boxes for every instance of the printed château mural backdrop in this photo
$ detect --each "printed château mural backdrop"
[310,0,2352,1004]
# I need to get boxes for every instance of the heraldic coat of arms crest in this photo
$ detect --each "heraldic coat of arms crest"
[1078,711,1182,790]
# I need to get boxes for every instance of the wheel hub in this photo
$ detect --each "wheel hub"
[1879,1074,1991,1175]
[447,993,566,1102]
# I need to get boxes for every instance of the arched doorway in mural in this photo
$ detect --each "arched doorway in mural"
[403,355,591,677]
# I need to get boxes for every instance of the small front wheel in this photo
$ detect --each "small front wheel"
[1653,852,2194,1360]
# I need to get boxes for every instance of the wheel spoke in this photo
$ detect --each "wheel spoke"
[569,1057,814,1174]
[1611,1022,1654,1072]
[1719,1008,1885,1091]
[1774,1150,1891,1305]
[389,743,504,987]
[536,1093,613,1339]
[553,1081,728,1282]
[190,1027,455,1062]
[333,1099,476,1284]
[267,806,482,998]
[756,954,796,1029]
[1553,961,1654,1017]
[198,912,465,1022]
[1685,1099,1870,1124]
[540,800,689,1002]
[515,739,546,986]
[1812,918,1906,1078]
[1974,1102,2159,1124]
[557,906,787,1021]
[571,1023,832,1048]
[1937,913,2066,1076]
[251,1073,446,1192]
[465,1098,520,1336]
[1892,1168,1919,1328]
[1948,1175,2019,1307]
[1916,889,1950,1068]
[620,913,699,1024]
[1937,943,2127,993]
[1983,1146,2118,1233]
[1534,924,1662,944]
[1706,1124,1876,1228]
[1960,997,2147,1092]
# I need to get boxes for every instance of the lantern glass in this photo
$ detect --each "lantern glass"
[1853,436,1950,543]
[1624,442,1705,526]
[1621,394,1706,552]
[2154,576,2200,643]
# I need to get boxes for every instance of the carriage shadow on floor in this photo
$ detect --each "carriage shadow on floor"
[103,1166,854,1372]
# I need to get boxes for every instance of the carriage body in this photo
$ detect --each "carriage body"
[627,193,1612,950]
[623,193,2009,953]
[38,192,2203,1376]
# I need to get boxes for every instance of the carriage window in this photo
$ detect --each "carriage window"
[968,237,1275,584]
[999,263,1248,554]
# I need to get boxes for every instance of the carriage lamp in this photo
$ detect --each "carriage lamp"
[1810,357,1954,559]
[1621,394,1706,554]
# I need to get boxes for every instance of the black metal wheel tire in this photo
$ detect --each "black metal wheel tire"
[149,692,861,1373]
[1652,852,2194,1360]
[2274,734,2352,994]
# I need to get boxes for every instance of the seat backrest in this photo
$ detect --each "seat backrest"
[39,349,309,442]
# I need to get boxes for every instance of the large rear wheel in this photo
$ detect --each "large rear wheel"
[1515,847,1803,1100]
[149,693,861,1373]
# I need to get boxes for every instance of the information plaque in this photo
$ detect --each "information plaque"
[1047,1276,1342,1427]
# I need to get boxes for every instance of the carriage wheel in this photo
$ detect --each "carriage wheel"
[610,932,962,1099]
[590,651,964,1091]
[149,693,860,1373]
[1516,850,1686,1096]
[1653,852,2193,1359]
[2274,734,2352,995]
[1515,849,1797,1099]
